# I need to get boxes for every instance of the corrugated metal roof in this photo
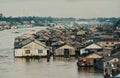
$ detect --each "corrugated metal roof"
[14,38,47,49]
[17,25,25,28]
[85,53,102,59]
[85,43,102,49]
[63,25,70,29]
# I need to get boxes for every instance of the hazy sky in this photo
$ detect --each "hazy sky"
[0,0,120,18]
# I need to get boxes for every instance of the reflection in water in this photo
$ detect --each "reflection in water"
[0,50,103,78]
[53,56,76,62]
[12,57,103,78]
[14,57,76,64]
[0,49,103,78]
[14,58,45,64]
[78,67,103,73]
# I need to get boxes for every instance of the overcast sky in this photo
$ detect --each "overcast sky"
[0,0,120,18]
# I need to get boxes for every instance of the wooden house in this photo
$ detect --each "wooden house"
[104,57,120,77]
[78,52,103,67]
[54,44,75,57]
[104,57,119,67]
[14,38,48,58]
[97,35,120,48]
[77,30,86,36]
[80,43,103,55]
[85,43,103,52]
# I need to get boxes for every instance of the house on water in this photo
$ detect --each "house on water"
[14,38,48,58]
[54,44,75,58]
[77,52,103,67]
[77,43,104,68]
[80,43,103,55]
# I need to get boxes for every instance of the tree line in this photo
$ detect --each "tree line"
[0,13,119,24]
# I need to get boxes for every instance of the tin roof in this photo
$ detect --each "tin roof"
[85,43,102,49]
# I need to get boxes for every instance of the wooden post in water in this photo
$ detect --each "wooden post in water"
[47,50,50,62]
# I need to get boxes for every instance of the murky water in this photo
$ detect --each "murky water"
[0,28,103,78]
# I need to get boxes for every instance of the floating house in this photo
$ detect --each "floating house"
[104,57,119,67]
[14,38,48,58]
[85,43,103,52]
[77,52,103,67]
[54,44,75,57]
[104,57,120,77]
[80,43,103,55]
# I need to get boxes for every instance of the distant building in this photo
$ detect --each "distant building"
[11,26,17,29]
[77,30,86,36]
[17,25,26,29]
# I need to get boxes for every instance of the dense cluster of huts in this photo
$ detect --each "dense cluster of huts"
[14,25,120,77]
